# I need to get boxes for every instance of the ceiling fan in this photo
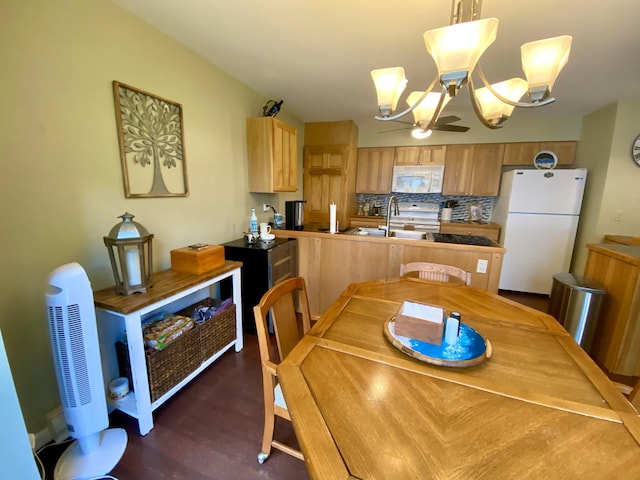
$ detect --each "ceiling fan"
[379,115,470,138]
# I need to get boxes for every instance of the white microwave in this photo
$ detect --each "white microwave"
[391,165,444,194]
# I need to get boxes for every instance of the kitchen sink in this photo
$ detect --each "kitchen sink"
[389,230,427,240]
[347,227,428,240]
[349,227,386,236]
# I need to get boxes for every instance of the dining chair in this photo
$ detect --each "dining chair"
[400,261,471,285]
[253,277,310,464]
[615,378,640,411]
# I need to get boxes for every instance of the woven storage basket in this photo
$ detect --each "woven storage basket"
[115,298,236,403]
[115,323,200,402]
[176,298,236,360]
[145,324,201,401]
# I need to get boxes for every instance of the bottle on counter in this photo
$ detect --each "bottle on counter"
[250,208,258,235]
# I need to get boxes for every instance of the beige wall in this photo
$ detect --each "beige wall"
[573,101,640,273]
[0,0,302,432]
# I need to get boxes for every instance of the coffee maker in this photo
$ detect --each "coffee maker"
[285,200,305,230]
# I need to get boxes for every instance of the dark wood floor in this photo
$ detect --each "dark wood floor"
[41,290,634,479]
[41,334,308,480]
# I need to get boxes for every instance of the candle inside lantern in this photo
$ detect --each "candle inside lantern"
[125,247,141,285]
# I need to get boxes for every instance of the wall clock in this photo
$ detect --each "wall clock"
[632,135,640,166]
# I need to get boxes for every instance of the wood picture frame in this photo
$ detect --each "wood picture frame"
[113,81,189,198]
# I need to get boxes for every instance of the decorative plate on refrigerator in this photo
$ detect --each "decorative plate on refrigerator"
[533,150,558,170]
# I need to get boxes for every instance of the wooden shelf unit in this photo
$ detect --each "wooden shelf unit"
[94,261,243,435]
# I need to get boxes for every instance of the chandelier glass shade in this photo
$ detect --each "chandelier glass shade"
[371,1,572,131]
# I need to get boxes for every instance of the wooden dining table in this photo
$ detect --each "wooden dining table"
[277,277,640,480]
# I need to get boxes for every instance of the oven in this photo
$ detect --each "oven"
[388,202,440,233]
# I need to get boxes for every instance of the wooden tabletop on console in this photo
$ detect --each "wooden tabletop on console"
[93,260,242,314]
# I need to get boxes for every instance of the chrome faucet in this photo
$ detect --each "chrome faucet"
[385,195,399,237]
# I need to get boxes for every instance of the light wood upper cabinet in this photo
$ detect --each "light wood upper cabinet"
[503,141,576,166]
[470,143,505,196]
[395,145,447,165]
[246,117,298,192]
[443,143,504,196]
[356,147,395,193]
[442,145,475,195]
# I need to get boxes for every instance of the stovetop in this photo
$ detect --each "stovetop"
[431,233,496,247]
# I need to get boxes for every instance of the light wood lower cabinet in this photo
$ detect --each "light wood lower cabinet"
[584,243,640,376]
[276,231,504,314]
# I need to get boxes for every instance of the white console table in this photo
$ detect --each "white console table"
[94,261,243,435]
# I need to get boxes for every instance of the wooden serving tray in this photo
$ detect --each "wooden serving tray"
[384,317,492,368]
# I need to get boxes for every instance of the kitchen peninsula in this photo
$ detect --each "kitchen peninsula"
[273,227,504,314]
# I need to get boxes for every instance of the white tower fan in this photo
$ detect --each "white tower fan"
[45,263,127,480]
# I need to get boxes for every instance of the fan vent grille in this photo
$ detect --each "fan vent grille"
[47,303,92,407]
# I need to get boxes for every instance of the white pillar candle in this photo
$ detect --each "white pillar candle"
[125,247,141,286]
[444,317,460,344]
[329,203,337,234]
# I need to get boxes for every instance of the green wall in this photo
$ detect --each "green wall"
[0,0,302,433]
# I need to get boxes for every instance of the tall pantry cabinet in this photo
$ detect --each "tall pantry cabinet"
[303,121,359,228]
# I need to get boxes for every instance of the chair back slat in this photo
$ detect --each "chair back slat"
[400,262,471,285]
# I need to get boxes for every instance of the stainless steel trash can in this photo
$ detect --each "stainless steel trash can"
[548,273,606,350]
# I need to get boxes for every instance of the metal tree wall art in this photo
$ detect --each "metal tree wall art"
[113,81,189,197]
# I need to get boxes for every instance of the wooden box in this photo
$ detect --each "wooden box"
[170,244,225,275]
[394,301,444,345]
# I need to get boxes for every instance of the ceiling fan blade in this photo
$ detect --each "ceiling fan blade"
[388,119,415,126]
[432,124,470,132]
[378,126,412,134]
[435,115,462,125]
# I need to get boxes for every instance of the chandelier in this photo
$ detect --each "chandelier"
[370,0,572,136]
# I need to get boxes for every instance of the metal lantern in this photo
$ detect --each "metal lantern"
[103,212,154,295]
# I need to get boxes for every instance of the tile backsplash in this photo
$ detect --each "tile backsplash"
[357,193,494,223]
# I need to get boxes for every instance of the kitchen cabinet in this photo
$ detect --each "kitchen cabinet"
[94,262,243,435]
[356,147,395,193]
[442,143,504,196]
[503,141,576,166]
[439,222,501,242]
[246,117,298,192]
[584,243,640,376]
[303,121,358,228]
[273,229,505,313]
[395,145,447,165]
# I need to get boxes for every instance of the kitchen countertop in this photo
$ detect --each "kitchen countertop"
[440,220,501,229]
[274,224,503,250]
[222,237,291,250]
[586,242,640,265]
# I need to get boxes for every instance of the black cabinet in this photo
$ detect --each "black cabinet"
[222,238,297,334]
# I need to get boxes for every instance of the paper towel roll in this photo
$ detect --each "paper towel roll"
[329,203,337,234]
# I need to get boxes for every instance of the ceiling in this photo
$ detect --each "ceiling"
[113,0,640,137]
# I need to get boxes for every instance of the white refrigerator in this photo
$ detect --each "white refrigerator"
[492,168,587,295]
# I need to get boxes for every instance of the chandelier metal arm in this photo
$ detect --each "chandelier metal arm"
[374,75,440,121]
[475,64,556,108]
[467,76,503,129]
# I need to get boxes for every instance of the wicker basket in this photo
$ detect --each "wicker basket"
[115,298,236,402]
[175,298,236,360]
